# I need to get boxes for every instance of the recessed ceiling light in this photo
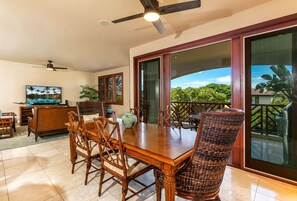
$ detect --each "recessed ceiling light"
[98,20,111,26]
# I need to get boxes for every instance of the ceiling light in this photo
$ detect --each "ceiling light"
[98,19,111,26]
[47,67,54,71]
[144,9,160,22]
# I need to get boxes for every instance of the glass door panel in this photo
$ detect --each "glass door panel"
[139,58,160,124]
[245,28,297,181]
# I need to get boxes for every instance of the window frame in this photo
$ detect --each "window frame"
[98,73,123,105]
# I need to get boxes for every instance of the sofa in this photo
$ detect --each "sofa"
[28,106,77,141]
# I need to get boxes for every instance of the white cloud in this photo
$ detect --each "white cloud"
[215,75,231,84]
[186,81,209,87]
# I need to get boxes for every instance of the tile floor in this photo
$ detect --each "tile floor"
[0,138,297,201]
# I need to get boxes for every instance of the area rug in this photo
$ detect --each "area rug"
[0,125,68,151]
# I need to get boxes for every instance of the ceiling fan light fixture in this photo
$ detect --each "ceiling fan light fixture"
[144,9,160,22]
[47,67,54,71]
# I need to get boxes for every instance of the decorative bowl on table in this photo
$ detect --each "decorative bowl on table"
[122,112,137,128]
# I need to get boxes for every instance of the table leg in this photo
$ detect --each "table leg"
[163,171,176,201]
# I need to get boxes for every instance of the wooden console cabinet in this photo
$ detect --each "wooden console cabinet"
[19,106,34,125]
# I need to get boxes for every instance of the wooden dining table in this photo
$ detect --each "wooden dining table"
[66,119,197,201]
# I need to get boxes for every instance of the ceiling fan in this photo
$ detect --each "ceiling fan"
[33,60,68,71]
[112,0,201,34]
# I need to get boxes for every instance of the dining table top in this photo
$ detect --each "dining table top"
[86,118,197,166]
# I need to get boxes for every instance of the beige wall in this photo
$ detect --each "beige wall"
[129,0,297,106]
[94,66,130,117]
[0,60,96,118]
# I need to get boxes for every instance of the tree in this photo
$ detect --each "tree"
[171,87,190,102]
[170,84,231,102]
[255,65,293,102]
[79,85,98,101]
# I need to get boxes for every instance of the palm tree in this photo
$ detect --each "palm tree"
[255,65,293,102]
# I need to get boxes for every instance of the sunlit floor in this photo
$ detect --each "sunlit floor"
[0,138,297,201]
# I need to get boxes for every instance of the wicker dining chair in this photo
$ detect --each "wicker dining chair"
[130,107,146,123]
[94,116,154,201]
[68,111,101,185]
[154,108,244,201]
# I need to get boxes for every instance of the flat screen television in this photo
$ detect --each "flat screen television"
[26,85,62,105]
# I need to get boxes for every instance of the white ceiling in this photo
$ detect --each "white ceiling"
[0,0,273,72]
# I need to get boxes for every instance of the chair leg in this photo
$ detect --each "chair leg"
[71,155,77,174]
[98,168,105,196]
[28,128,30,137]
[85,158,91,185]
[122,180,129,201]
[154,170,162,201]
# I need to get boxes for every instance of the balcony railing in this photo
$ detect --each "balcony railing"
[251,103,284,136]
[171,102,285,136]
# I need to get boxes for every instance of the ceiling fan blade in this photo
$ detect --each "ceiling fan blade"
[112,13,143,23]
[139,0,159,9]
[152,19,165,34]
[159,0,201,15]
[53,67,68,70]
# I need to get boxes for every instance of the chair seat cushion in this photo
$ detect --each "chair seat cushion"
[76,144,100,157]
[83,113,100,123]
[104,155,150,177]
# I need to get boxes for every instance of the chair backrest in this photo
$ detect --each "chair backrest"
[177,108,244,194]
[130,107,146,122]
[158,105,181,129]
[68,111,91,155]
[76,101,105,116]
[94,116,127,177]
[192,104,208,114]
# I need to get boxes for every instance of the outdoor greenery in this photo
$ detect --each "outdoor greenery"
[79,84,98,101]
[171,83,231,102]
[255,64,293,104]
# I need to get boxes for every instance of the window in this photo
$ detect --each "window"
[98,73,123,105]
[254,96,259,104]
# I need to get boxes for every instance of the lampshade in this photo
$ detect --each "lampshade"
[144,10,160,22]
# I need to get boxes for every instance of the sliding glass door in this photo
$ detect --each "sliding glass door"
[245,27,297,180]
[138,58,160,124]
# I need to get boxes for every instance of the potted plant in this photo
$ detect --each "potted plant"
[79,84,99,101]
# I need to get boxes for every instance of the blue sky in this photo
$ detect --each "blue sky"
[171,67,231,88]
[171,65,292,89]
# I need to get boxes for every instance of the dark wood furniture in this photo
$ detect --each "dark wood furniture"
[68,111,100,185]
[66,119,197,201]
[19,106,33,125]
[76,101,106,116]
[2,112,16,132]
[94,116,154,200]
[28,106,77,141]
[0,117,13,138]
[130,107,146,122]
[155,108,244,201]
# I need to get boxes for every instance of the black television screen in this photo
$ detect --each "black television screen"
[26,85,62,105]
